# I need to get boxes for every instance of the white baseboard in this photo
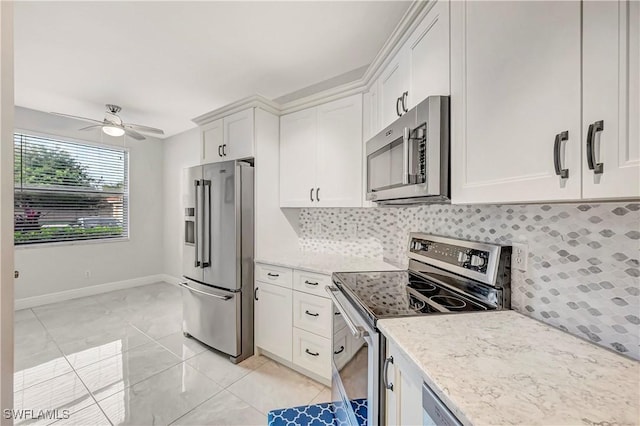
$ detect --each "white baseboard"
[15,274,169,310]
[158,274,182,286]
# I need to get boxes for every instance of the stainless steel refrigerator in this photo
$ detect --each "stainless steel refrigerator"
[181,160,254,363]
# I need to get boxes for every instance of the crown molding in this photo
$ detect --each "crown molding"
[361,0,430,88]
[192,94,281,126]
[278,79,367,115]
[192,0,431,125]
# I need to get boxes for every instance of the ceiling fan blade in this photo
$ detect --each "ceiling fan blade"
[124,128,145,141]
[124,123,165,135]
[50,112,103,125]
[79,125,102,131]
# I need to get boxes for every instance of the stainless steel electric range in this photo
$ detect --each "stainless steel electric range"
[326,233,512,426]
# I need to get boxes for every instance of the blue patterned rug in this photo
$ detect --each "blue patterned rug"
[267,399,367,426]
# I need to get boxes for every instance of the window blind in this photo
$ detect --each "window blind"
[14,133,129,245]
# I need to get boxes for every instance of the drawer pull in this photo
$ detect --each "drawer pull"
[304,280,319,286]
[334,345,345,355]
[267,273,280,278]
[305,348,319,357]
[305,310,320,317]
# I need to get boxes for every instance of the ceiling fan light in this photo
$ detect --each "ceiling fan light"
[102,125,125,137]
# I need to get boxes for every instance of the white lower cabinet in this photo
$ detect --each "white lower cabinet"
[385,341,424,426]
[255,263,334,383]
[255,279,293,362]
[292,328,331,378]
[332,326,350,370]
[293,291,333,338]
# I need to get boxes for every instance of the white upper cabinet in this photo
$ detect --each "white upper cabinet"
[200,108,255,164]
[403,0,450,110]
[280,93,363,208]
[375,0,451,132]
[450,1,582,204]
[223,108,255,161]
[582,0,640,199]
[316,95,363,207]
[280,107,317,208]
[378,50,409,131]
[201,119,223,164]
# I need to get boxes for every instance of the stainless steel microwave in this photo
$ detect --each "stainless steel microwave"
[366,96,450,205]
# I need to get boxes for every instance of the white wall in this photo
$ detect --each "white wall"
[254,108,300,258]
[161,127,200,280]
[13,106,164,300]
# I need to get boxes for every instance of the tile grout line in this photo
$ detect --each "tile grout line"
[30,308,112,426]
[218,361,275,417]
[33,292,180,425]
[166,385,228,426]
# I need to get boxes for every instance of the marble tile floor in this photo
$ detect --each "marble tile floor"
[14,282,331,426]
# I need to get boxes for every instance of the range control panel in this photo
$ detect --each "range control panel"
[409,238,490,274]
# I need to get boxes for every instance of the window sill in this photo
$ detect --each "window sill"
[14,237,130,250]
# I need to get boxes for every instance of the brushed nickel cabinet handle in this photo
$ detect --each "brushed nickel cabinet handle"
[553,131,569,179]
[586,120,604,174]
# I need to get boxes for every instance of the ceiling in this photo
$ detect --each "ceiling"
[14,1,411,138]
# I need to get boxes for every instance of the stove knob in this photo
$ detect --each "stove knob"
[457,252,470,263]
[470,255,485,267]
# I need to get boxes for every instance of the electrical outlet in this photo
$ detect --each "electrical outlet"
[512,241,528,272]
[84,270,91,279]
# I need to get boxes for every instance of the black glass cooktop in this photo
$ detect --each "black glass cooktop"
[333,270,489,324]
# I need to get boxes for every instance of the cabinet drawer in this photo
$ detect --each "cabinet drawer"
[293,270,332,298]
[292,327,331,379]
[293,291,332,338]
[333,326,350,370]
[255,263,293,289]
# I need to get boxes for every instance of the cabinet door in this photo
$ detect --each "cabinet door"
[223,108,254,161]
[280,108,317,207]
[316,94,363,207]
[386,343,425,426]
[404,0,450,109]
[451,1,582,204]
[201,119,224,164]
[255,281,292,362]
[583,0,640,199]
[384,346,398,425]
[378,50,409,129]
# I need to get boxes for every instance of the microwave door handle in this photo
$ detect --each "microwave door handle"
[402,127,411,185]
[193,180,201,268]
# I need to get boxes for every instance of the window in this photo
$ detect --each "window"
[14,132,129,245]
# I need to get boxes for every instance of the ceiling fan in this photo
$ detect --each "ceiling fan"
[51,104,165,140]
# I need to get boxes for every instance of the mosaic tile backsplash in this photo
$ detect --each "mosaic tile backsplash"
[299,202,640,360]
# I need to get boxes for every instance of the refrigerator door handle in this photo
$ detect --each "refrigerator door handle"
[179,282,232,301]
[202,179,212,268]
[193,179,201,268]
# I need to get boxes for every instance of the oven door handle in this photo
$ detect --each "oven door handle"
[325,286,368,339]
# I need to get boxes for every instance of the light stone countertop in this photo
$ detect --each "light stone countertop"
[378,310,640,426]
[255,251,402,275]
